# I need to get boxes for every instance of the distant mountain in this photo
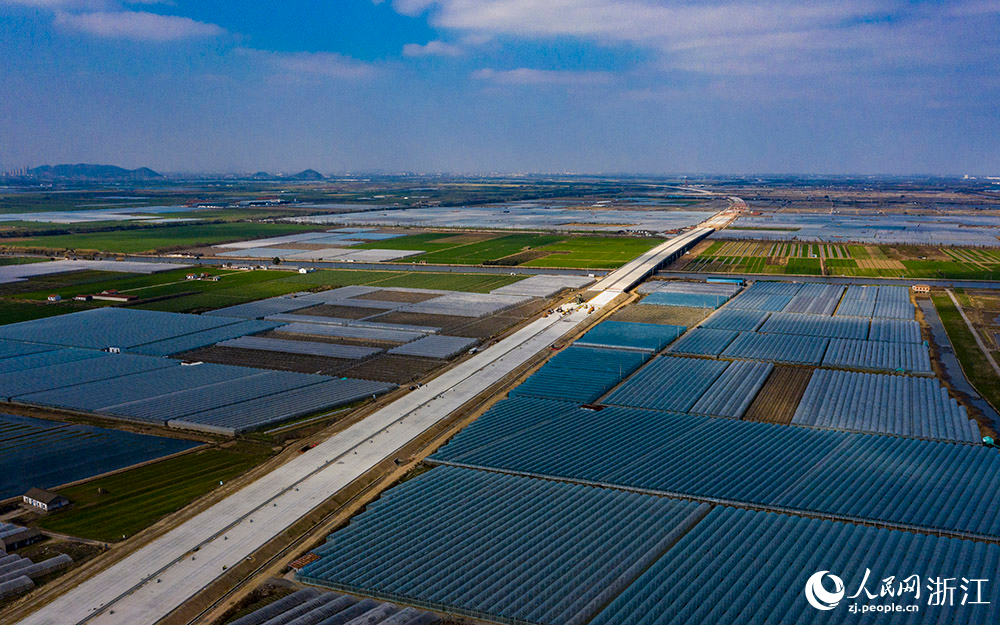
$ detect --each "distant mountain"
[286,169,325,181]
[249,171,275,180]
[29,164,164,180]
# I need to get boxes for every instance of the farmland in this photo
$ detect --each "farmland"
[671,239,1000,279]
[932,291,1000,415]
[741,367,815,424]
[0,265,527,322]
[354,230,661,268]
[2,222,318,254]
[524,236,661,269]
[37,444,271,542]
[0,413,198,500]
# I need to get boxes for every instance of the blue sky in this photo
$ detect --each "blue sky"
[1,0,998,175]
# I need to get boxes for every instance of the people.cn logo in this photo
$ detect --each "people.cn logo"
[805,571,845,610]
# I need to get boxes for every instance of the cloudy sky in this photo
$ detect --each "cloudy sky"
[1,0,998,174]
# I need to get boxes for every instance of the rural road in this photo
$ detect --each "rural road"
[946,289,1000,379]
[16,223,718,625]
[660,271,1000,290]
[917,299,1000,425]
[123,255,603,276]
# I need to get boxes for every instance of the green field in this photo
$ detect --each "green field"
[674,239,1000,279]
[0,256,48,265]
[411,233,565,265]
[524,237,660,269]
[353,232,484,254]
[932,293,1000,420]
[37,445,272,542]
[3,222,318,254]
[360,231,658,269]
[0,266,527,319]
[0,300,90,324]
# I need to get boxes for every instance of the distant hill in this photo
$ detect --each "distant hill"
[249,171,275,180]
[286,169,324,181]
[29,164,164,180]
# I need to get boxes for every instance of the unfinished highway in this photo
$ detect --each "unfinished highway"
[16,218,720,625]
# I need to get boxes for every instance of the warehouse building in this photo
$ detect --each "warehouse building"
[0,522,41,551]
[22,488,69,512]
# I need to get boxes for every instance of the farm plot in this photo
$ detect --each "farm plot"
[688,360,773,418]
[429,397,1000,539]
[6,222,317,254]
[793,369,978,442]
[782,283,844,315]
[273,322,424,344]
[0,307,251,350]
[174,345,356,376]
[396,292,532,318]
[387,335,477,359]
[0,325,396,434]
[605,356,729,412]
[721,332,830,365]
[591,506,1000,625]
[297,466,709,625]
[227,589,440,625]
[576,321,686,352]
[822,338,932,373]
[510,345,650,404]
[336,355,446,385]
[609,304,710,327]
[673,237,1000,280]
[489,273,593,297]
[700,308,770,332]
[835,284,879,317]
[290,304,381,320]
[411,233,564,265]
[868,318,922,343]
[873,285,916,319]
[666,328,739,357]
[0,413,198,500]
[216,336,382,360]
[522,236,661,269]
[37,445,271,541]
[757,312,868,340]
[741,366,813,424]
[642,291,730,308]
[0,351,175,399]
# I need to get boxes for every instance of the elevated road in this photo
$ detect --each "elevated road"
[17,222,716,625]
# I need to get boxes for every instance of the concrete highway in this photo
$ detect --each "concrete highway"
[17,223,715,625]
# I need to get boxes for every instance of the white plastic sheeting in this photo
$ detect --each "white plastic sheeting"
[793,369,978,442]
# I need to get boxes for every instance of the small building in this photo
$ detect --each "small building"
[47,294,61,302]
[0,522,42,551]
[186,273,198,280]
[73,294,93,302]
[91,290,138,302]
[22,488,69,512]
[912,284,930,294]
[298,267,315,274]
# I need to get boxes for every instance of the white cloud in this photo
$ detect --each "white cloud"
[472,67,613,86]
[386,0,1000,85]
[1,0,106,8]
[54,10,224,40]
[244,49,379,80]
[402,40,463,57]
